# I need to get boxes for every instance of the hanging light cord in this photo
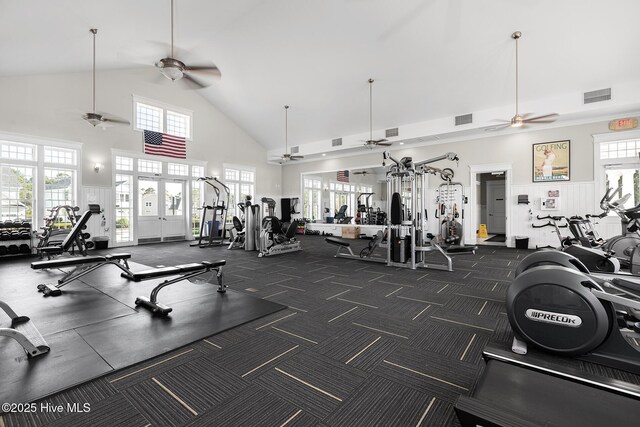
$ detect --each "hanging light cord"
[170,0,174,58]
[515,35,519,115]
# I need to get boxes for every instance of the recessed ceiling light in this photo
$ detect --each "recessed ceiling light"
[322,153,327,156]
[399,142,405,145]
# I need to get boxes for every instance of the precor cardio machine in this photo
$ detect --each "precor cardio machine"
[507,250,640,374]
[533,214,620,272]
[596,186,640,271]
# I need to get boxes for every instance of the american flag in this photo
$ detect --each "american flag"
[143,130,186,159]
[337,170,349,182]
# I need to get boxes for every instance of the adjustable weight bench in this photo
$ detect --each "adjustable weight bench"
[0,300,49,358]
[38,207,96,259]
[121,260,226,316]
[31,253,132,296]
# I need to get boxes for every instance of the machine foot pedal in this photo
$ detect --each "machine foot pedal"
[511,336,528,355]
[37,283,62,297]
[135,296,172,316]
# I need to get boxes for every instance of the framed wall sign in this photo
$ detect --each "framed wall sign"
[533,140,570,182]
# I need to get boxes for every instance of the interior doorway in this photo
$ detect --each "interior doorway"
[478,172,506,245]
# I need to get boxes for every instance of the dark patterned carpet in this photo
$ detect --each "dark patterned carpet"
[1,236,529,427]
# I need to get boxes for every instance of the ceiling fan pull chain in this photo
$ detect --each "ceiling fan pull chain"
[285,105,289,153]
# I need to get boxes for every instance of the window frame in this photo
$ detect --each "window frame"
[132,95,193,140]
[593,129,640,216]
[303,177,323,221]
[0,132,82,232]
[223,163,256,223]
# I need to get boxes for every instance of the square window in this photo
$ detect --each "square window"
[136,102,163,132]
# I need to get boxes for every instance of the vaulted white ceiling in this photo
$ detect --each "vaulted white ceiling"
[2,0,640,153]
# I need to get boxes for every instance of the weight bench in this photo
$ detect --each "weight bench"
[325,237,386,263]
[32,253,132,296]
[0,300,49,358]
[326,237,357,257]
[121,260,227,316]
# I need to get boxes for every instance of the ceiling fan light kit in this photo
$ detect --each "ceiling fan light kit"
[157,57,187,81]
[154,0,221,88]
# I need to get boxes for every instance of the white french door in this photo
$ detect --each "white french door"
[137,177,186,243]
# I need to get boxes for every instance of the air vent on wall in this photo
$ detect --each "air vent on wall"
[584,88,611,104]
[291,146,299,154]
[385,128,399,138]
[455,113,473,126]
[332,138,343,147]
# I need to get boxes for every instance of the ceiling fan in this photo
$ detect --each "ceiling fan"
[82,29,130,127]
[352,170,372,176]
[155,0,221,89]
[486,31,558,131]
[272,105,304,164]
[360,78,392,149]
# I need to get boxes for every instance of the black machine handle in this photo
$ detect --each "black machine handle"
[586,212,608,219]
[532,221,568,229]
[536,214,565,221]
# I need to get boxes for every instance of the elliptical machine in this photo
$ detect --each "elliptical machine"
[597,186,640,272]
[533,214,620,272]
[507,250,640,375]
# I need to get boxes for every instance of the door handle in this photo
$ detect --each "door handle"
[162,217,167,221]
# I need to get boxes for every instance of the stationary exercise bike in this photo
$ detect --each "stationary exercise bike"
[506,250,640,374]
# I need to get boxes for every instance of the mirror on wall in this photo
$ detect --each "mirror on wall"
[300,165,387,225]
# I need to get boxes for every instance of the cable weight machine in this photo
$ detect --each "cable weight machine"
[383,151,460,271]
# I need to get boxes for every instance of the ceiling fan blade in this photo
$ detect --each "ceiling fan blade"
[100,113,131,125]
[525,113,559,121]
[376,142,393,146]
[523,119,556,124]
[290,155,305,160]
[490,119,512,123]
[484,123,511,131]
[185,65,222,78]
[181,73,209,89]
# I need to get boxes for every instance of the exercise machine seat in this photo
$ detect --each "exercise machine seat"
[31,253,131,270]
[326,237,350,247]
[126,260,226,281]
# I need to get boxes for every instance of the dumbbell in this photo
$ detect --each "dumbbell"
[3,220,15,228]
[85,241,95,249]
[20,221,31,228]
[7,245,19,254]
[0,232,9,241]
[81,233,91,240]
[19,244,30,254]
[0,246,6,256]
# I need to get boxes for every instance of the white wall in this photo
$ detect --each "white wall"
[282,120,626,247]
[0,68,281,196]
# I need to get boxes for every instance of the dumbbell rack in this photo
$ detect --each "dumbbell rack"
[0,220,33,257]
